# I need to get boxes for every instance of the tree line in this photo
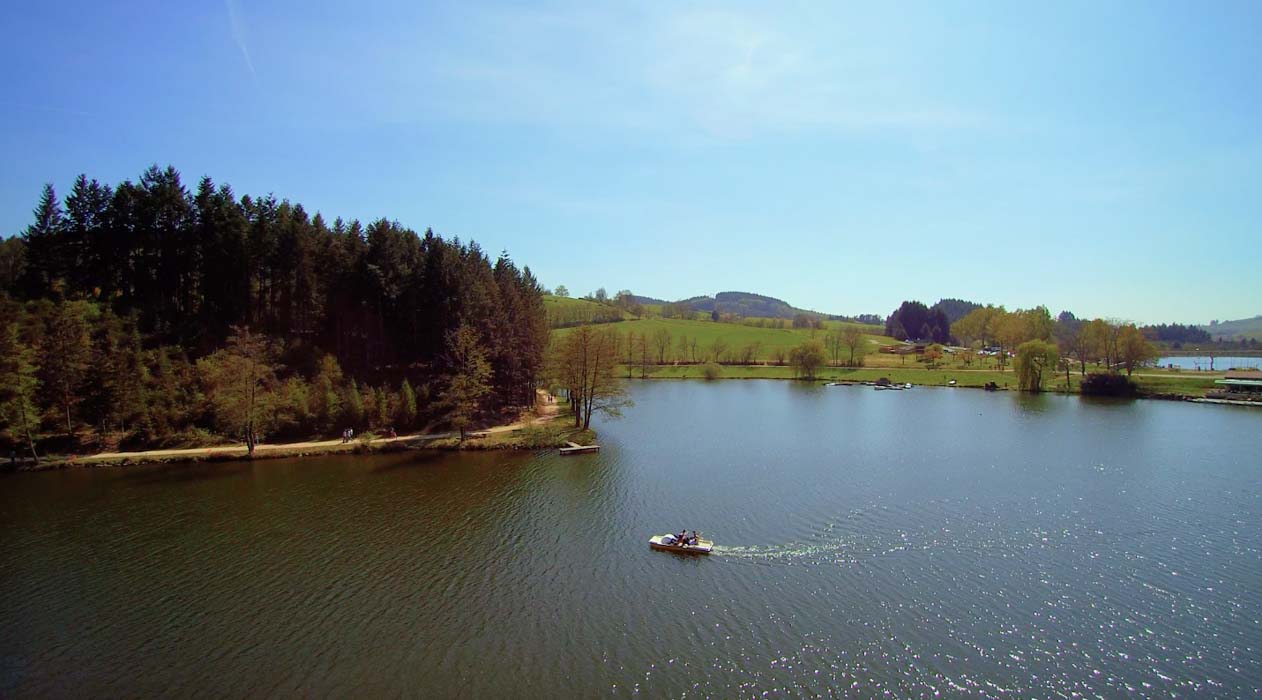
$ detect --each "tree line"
[0,166,548,461]
[946,305,1159,392]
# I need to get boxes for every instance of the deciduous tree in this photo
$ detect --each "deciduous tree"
[825,329,843,365]
[841,326,867,367]
[397,379,418,429]
[197,326,278,455]
[0,322,41,463]
[652,328,672,364]
[1118,324,1158,376]
[790,339,826,379]
[39,300,94,435]
[1014,340,1060,392]
[550,325,628,430]
[441,324,492,439]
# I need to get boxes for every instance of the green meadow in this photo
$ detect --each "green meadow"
[551,316,888,361]
[542,294,632,317]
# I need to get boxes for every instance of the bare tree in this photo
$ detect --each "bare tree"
[624,330,637,378]
[771,347,786,366]
[710,337,729,364]
[841,326,867,367]
[549,325,629,429]
[652,328,672,364]
[825,330,843,366]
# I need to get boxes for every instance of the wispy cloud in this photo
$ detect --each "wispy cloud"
[424,6,990,139]
[225,0,255,78]
[644,9,989,137]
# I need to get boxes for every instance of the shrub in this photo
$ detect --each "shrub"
[702,363,723,380]
[1080,372,1137,397]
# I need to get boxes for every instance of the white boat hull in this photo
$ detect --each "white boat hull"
[649,535,713,554]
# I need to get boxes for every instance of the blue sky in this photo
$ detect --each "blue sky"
[2,1,1259,324]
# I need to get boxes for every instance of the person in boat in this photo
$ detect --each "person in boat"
[688,531,699,545]
[677,529,687,545]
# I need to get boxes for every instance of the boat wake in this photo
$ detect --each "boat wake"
[711,538,858,562]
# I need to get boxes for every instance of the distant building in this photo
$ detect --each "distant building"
[1208,370,1262,402]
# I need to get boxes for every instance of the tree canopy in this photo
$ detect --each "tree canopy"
[0,166,549,452]
[885,301,951,344]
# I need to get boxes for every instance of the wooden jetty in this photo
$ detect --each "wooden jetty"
[559,441,600,455]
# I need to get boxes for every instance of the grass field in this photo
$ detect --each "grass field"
[542,295,629,315]
[552,316,887,363]
[543,295,631,326]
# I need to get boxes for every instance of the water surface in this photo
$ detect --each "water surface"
[2,382,1260,697]
[1157,355,1260,370]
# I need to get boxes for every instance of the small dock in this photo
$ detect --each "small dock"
[559,441,600,455]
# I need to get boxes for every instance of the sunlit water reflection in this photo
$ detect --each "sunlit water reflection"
[2,381,1259,696]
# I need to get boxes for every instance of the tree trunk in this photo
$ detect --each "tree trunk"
[19,400,39,465]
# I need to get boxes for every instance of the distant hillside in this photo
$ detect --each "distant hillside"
[1202,315,1262,341]
[637,291,825,320]
[542,295,626,327]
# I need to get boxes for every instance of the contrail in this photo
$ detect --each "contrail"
[225,0,256,78]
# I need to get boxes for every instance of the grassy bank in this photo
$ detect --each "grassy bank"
[427,420,596,450]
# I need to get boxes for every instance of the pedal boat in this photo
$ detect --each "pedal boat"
[649,534,713,554]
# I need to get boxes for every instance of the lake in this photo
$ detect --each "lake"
[2,381,1260,697]
[1156,355,1261,370]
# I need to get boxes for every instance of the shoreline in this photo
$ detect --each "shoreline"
[7,370,1247,473]
[11,392,593,473]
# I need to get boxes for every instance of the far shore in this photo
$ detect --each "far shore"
[628,363,1226,399]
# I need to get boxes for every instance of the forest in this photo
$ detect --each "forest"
[0,166,549,460]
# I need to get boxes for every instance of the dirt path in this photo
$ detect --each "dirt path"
[56,391,562,467]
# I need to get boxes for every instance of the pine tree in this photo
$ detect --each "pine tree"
[19,184,65,298]
[63,174,112,296]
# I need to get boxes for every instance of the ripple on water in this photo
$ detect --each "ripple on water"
[1,382,1261,696]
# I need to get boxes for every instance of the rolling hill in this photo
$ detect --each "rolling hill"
[1202,315,1262,341]
[630,291,828,320]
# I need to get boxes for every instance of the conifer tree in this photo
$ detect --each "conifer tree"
[19,184,64,298]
